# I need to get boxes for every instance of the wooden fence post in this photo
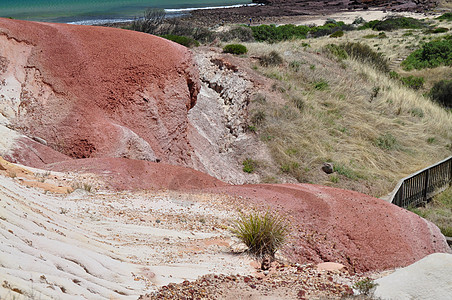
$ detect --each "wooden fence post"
[423,169,430,202]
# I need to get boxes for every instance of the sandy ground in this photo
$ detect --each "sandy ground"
[0,167,255,299]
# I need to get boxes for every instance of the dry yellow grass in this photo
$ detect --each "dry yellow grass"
[240,32,452,197]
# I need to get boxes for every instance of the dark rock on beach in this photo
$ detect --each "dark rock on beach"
[186,0,439,26]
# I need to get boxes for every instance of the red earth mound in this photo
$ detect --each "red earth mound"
[46,157,226,191]
[210,184,451,272]
[0,18,199,167]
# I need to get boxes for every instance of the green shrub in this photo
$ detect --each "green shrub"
[231,211,288,258]
[353,277,378,295]
[251,24,310,42]
[360,17,426,31]
[358,20,380,30]
[437,12,452,21]
[402,36,452,70]
[401,75,424,90]
[389,71,400,79]
[160,34,199,47]
[341,42,390,73]
[329,30,344,38]
[259,51,283,67]
[431,27,449,34]
[223,43,247,55]
[309,23,354,38]
[375,133,398,150]
[324,44,348,60]
[430,79,452,108]
[242,158,257,173]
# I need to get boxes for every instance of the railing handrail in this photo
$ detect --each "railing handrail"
[387,155,452,204]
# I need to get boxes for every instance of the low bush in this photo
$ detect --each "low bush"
[437,12,452,21]
[309,23,354,38]
[259,51,283,67]
[251,21,355,42]
[223,43,247,55]
[160,34,199,47]
[242,158,257,173]
[402,36,452,70]
[375,133,398,150]
[341,42,390,73]
[251,24,310,42]
[389,71,400,79]
[430,79,452,108]
[401,75,424,90]
[329,30,344,38]
[324,44,348,60]
[430,27,449,34]
[352,277,378,295]
[359,17,426,31]
[231,211,288,259]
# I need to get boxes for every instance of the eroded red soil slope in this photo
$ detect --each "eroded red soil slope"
[0,18,199,166]
[210,183,450,272]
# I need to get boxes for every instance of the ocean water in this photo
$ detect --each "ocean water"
[0,0,252,24]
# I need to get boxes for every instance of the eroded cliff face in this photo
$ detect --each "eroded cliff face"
[0,18,200,167]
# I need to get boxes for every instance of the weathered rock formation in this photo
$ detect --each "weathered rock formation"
[0,18,199,167]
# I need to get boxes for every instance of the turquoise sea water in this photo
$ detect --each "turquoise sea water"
[0,0,252,24]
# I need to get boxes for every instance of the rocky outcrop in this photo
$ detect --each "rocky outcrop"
[0,18,200,167]
[187,49,265,184]
[190,0,439,25]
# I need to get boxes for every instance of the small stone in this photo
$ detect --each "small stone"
[321,162,334,174]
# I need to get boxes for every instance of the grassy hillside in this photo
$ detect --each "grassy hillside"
[236,17,452,197]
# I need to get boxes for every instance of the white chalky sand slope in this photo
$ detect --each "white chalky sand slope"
[0,174,252,299]
[374,253,452,300]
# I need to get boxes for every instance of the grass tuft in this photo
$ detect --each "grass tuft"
[231,211,288,258]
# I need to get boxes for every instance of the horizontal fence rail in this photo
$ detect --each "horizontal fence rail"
[389,156,452,208]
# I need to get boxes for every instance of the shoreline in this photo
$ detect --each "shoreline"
[68,3,259,26]
[98,7,442,30]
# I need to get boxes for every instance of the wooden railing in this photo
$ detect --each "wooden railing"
[389,156,452,208]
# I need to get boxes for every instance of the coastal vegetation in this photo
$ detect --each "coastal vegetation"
[401,35,452,70]
[223,43,248,54]
[236,15,452,197]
